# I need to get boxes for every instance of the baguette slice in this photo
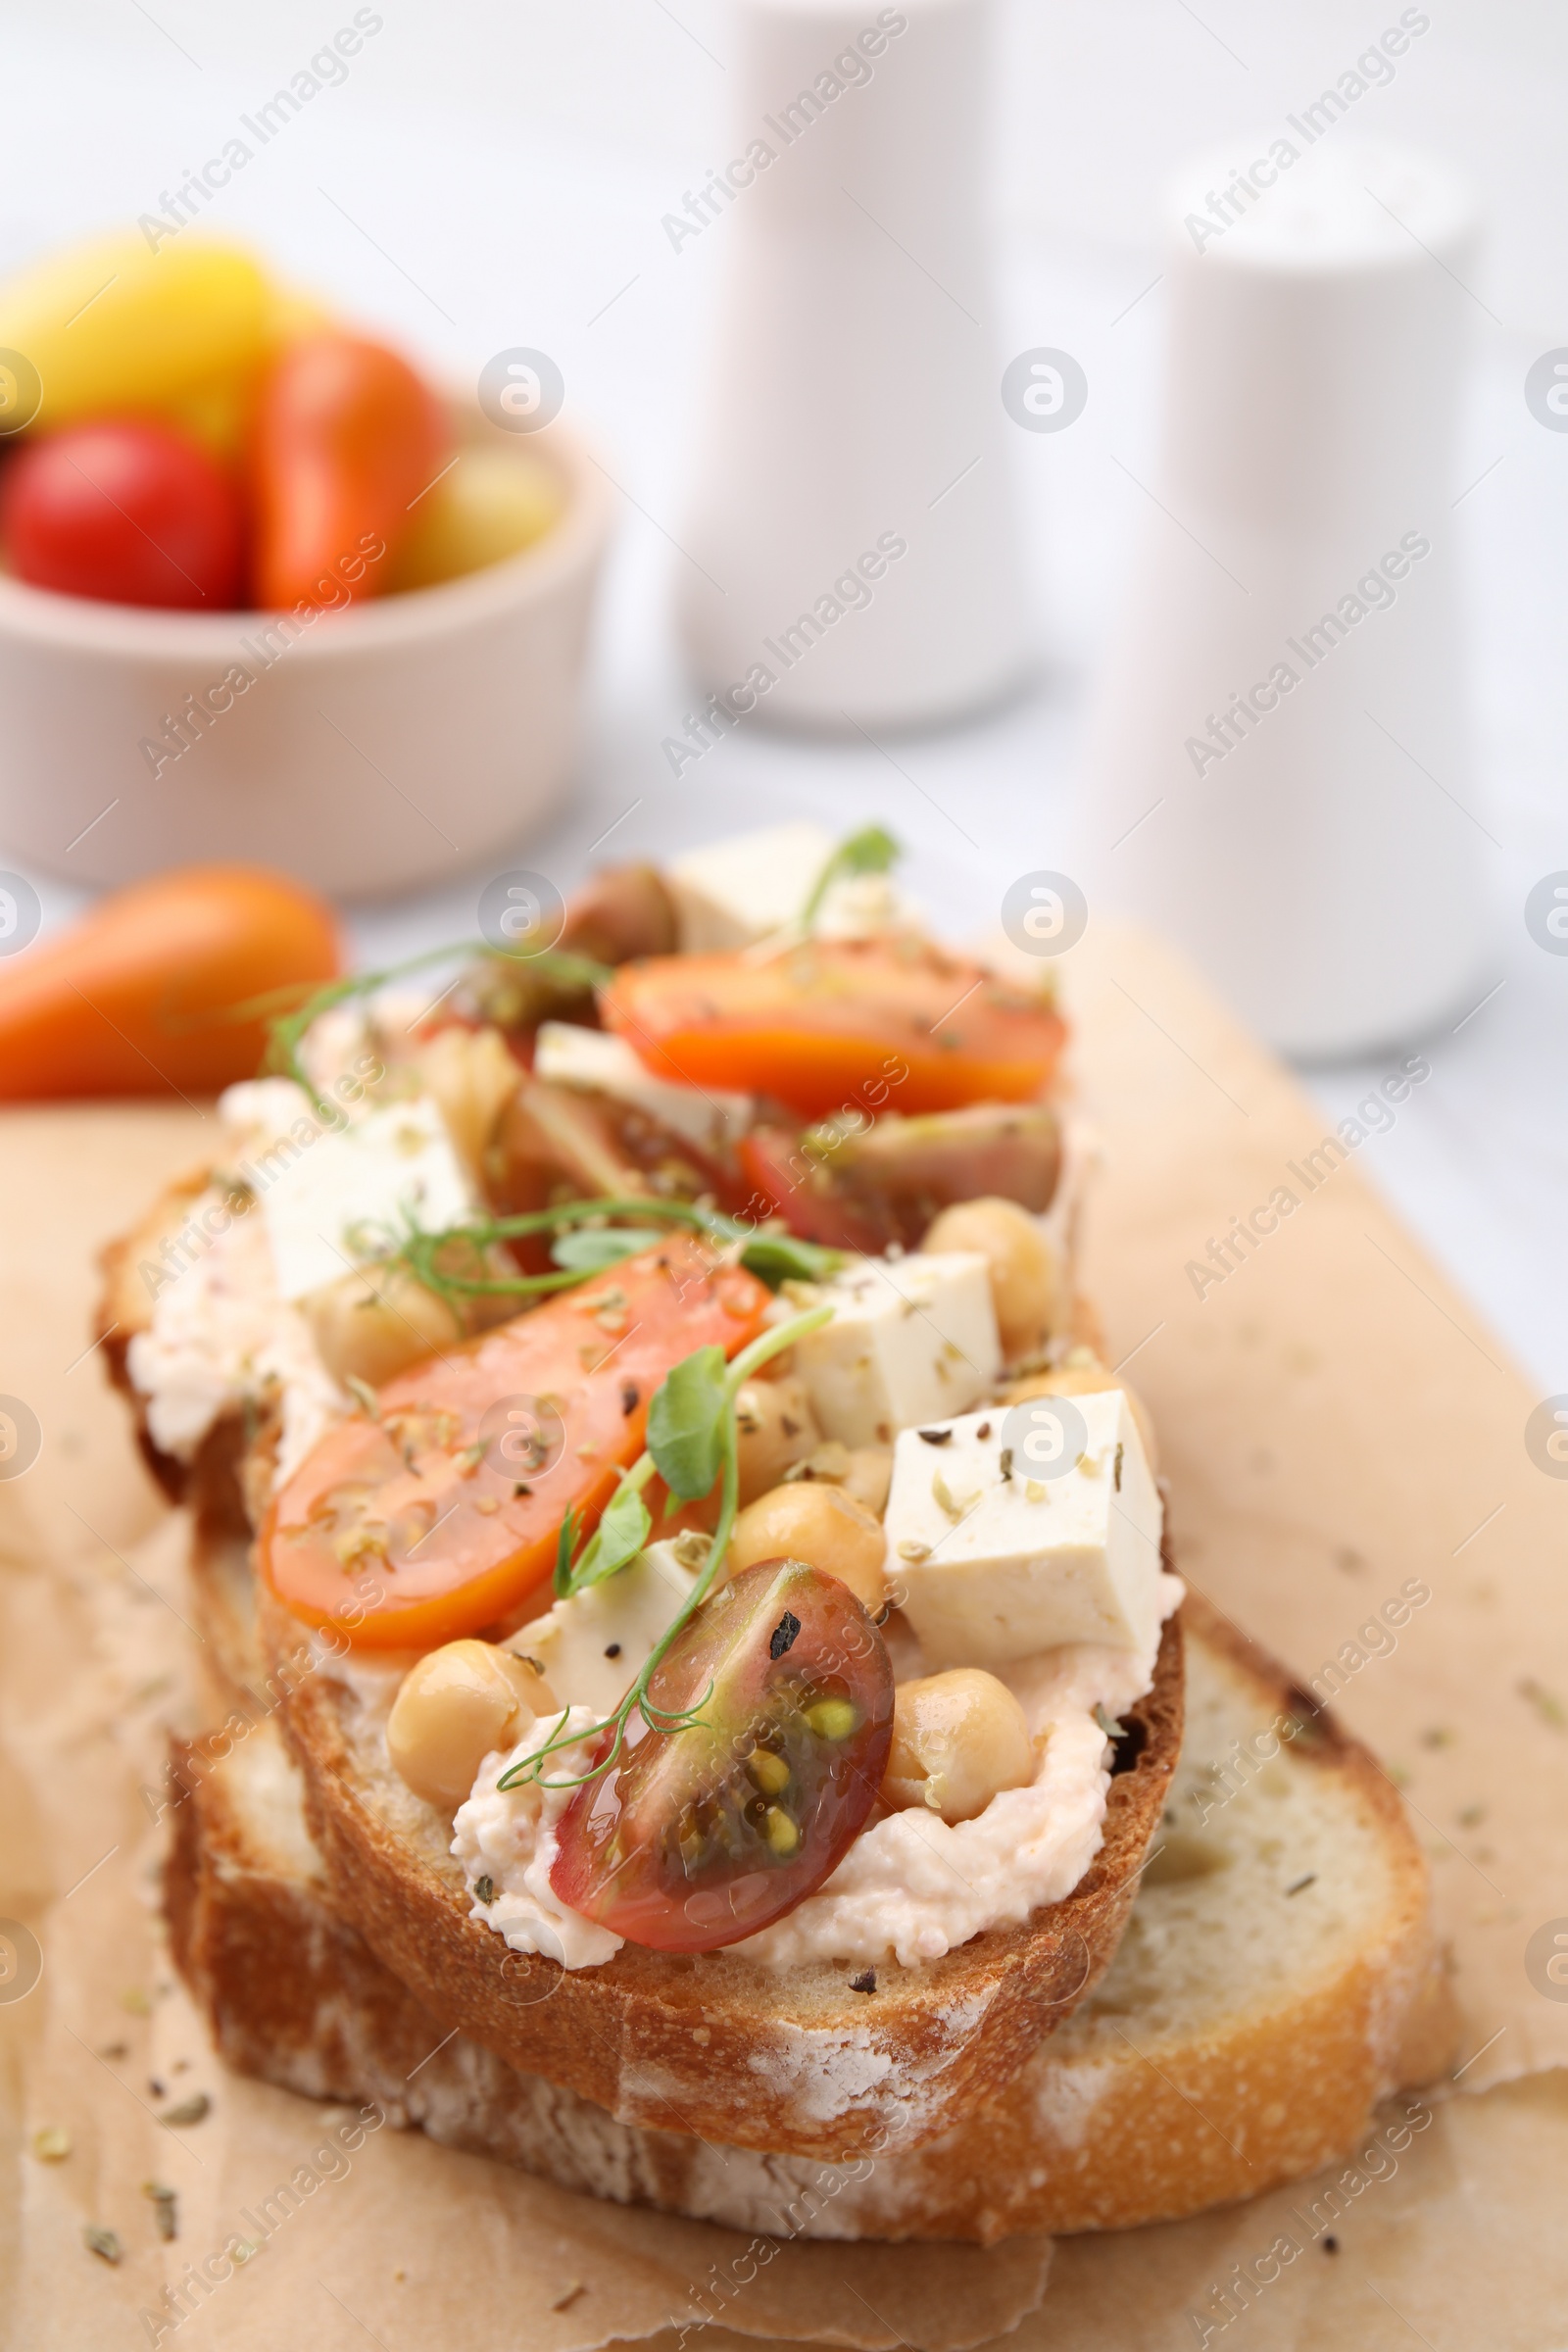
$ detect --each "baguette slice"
[259,1574,1182,2164]
[167,1592,1454,2242]
[106,1166,1171,2163]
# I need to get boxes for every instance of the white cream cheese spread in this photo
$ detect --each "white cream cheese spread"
[124,1065,473,1489]
[451,1574,1182,1973]
[124,1180,347,1483]
[453,1709,622,1969]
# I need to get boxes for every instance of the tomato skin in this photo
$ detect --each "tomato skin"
[1,419,244,609]
[251,332,445,610]
[737,1128,890,1253]
[603,940,1066,1119]
[0,232,271,433]
[0,864,338,1100]
[742,1103,1063,1253]
[262,1237,771,1651]
[550,1558,895,1952]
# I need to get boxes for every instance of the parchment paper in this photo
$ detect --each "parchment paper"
[2,920,1564,2350]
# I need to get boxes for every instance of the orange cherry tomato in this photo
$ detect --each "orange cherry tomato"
[262,1235,772,1650]
[250,331,445,610]
[0,864,339,1101]
[602,939,1067,1119]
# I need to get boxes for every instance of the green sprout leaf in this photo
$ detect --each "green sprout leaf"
[647,1345,729,1499]
[550,1227,657,1273]
[553,1505,581,1598]
[737,1233,843,1288]
[568,1481,654,1591]
[799,823,901,932]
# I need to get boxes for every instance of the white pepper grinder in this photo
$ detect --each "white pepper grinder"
[1080,138,1491,1058]
[675,0,1030,731]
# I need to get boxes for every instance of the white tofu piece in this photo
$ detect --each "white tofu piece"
[883,1392,1164,1667]
[533,1021,751,1152]
[255,1095,475,1302]
[791,1253,1002,1448]
[666,822,836,951]
[514,1542,698,1719]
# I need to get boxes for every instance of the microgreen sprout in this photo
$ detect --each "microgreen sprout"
[253,938,611,1118]
[798,823,902,933]
[388,1195,843,1310]
[496,1302,834,1794]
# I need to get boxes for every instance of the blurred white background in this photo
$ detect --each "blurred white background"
[4,0,1566,1387]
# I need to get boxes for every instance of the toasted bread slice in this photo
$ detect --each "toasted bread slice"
[259,1572,1182,2163]
[167,1592,1452,2241]
[98,1166,214,1501]
[107,1173,1175,2159]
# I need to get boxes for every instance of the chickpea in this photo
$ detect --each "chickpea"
[881,1670,1035,1824]
[1004,1354,1159,1475]
[387,1641,557,1809]
[305,1263,465,1391]
[733,1374,822,1506]
[922,1197,1059,1360]
[779,1441,892,1516]
[726,1481,888,1617]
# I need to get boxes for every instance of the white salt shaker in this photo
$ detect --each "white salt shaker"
[1080,139,1490,1058]
[675,0,1030,731]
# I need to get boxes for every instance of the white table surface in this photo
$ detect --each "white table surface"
[6,3,1566,1401]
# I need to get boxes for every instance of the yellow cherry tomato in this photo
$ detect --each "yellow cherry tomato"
[389,447,564,592]
[0,233,273,430]
[267,283,337,349]
[162,283,337,461]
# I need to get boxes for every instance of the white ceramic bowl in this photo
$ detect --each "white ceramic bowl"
[0,404,615,898]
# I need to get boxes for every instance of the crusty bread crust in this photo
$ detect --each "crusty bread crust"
[263,1577,1183,2162]
[97,1166,213,1502]
[166,1592,1452,2242]
[109,1171,1176,2159]
[796,1592,1455,2237]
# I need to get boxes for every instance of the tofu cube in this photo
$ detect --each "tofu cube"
[791,1253,1002,1448]
[259,1095,474,1302]
[666,822,836,951]
[516,1542,698,1719]
[884,1392,1163,1666]
[533,1021,751,1152]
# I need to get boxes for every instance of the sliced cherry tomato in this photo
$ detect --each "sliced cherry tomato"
[550,1558,894,1951]
[738,1127,889,1253]
[1,418,243,609]
[602,939,1066,1119]
[250,331,445,610]
[262,1235,770,1650]
[491,1080,752,1265]
[742,1102,1063,1252]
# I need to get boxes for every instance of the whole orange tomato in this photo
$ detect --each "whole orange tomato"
[0,865,339,1099]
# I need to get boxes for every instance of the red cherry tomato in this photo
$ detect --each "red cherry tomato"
[0,419,243,609]
[250,332,445,610]
[550,1558,894,1952]
[737,1127,890,1253]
